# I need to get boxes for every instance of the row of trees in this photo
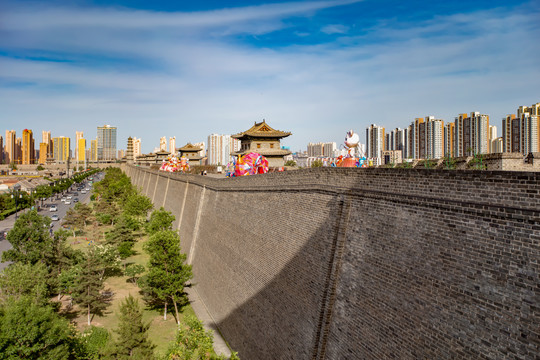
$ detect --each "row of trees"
[0,168,100,219]
[0,167,238,359]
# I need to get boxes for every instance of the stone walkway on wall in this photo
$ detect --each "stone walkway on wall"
[186,287,232,358]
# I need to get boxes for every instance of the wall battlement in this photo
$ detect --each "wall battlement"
[124,165,539,359]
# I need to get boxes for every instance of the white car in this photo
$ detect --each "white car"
[66,195,72,200]
[65,200,71,205]
[49,205,58,212]
[81,190,87,194]
[51,215,59,221]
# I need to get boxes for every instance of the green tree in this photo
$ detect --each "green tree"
[311,159,323,168]
[284,160,296,167]
[49,229,85,297]
[72,248,110,326]
[0,297,81,360]
[124,193,153,218]
[0,262,49,306]
[106,216,137,258]
[1,210,52,265]
[80,326,110,360]
[145,207,175,236]
[165,315,240,360]
[34,185,53,207]
[125,264,145,284]
[108,295,155,359]
[142,230,192,323]
[36,165,45,171]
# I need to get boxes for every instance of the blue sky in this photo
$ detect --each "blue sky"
[1,0,539,154]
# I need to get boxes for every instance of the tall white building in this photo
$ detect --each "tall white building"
[133,137,142,158]
[426,118,444,159]
[159,137,167,152]
[97,125,117,161]
[366,124,385,165]
[390,128,409,159]
[307,142,336,157]
[454,112,490,157]
[169,137,176,154]
[207,135,239,165]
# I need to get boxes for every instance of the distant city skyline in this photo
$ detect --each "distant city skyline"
[1,0,538,153]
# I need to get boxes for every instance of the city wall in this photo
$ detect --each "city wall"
[123,165,540,360]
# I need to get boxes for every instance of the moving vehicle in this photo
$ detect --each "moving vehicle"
[49,205,57,212]
[51,215,59,221]
[81,190,87,194]
[73,198,79,203]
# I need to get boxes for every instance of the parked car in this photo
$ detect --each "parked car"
[81,190,87,194]
[66,195,72,200]
[61,197,66,202]
[65,200,71,205]
[49,205,57,212]
[51,215,59,221]
[73,198,79,203]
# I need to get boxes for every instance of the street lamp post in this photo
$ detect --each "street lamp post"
[11,183,22,219]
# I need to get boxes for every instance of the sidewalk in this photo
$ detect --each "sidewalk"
[186,287,232,358]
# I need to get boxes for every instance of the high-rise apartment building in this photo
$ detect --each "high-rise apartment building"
[97,125,117,161]
[14,137,22,164]
[390,128,409,159]
[454,112,490,156]
[169,137,176,154]
[159,137,167,152]
[22,129,35,164]
[407,116,444,159]
[53,136,70,163]
[306,142,338,157]
[409,117,423,159]
[42,130,53,159]
[488,126,497,153]
[366,124,385,165]
[207,134,241,165]
[39,143,47,164]
[307,143,324,157]
[133,138,142,158]
[444,123,455,157]
[425,118,444,159]
[90,139,98,162]
[0,136,3,164]
[77,138,86,163]
[502,114,516,153]
[4,130,16,164]
[504,103,540,155]
[75,131,84,162]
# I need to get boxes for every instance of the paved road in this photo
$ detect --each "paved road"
[0,172,103,271]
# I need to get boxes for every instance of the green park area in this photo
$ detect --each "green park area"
[0,168,238,360]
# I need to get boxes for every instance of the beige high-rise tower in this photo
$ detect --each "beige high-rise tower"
[42,131,52,159]
[22,129,35,164]
[5,130,16,164]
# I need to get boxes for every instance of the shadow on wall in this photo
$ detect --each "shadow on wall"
[213,198,346,360]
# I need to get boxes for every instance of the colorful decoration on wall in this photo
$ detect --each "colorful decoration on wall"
[227,152,269,177]
[338,130,367,168]
[159,155,190,172]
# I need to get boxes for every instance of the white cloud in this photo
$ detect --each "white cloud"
[321,24,349,34]
[0,1,538,152]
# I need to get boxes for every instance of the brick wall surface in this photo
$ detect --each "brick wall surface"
[125,166,539,360]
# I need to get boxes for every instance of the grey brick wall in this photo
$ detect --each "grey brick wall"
[126,166,540,360]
